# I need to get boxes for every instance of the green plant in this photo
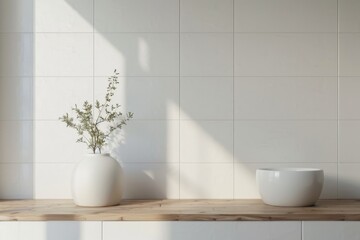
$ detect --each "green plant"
[59,70,133,154]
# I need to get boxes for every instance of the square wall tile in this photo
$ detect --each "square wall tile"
[35,33,93,76]
[180,33,233,76]
[0,77,33,120]
[34,163,74,199]
[0,33,33,76]
[303,222,360,240]
[94,77,179,120]
[34,121,89,163]
[123,163,179,199]
[35,77,93,120]
[0,121,33,163]
[339,121,360,163]
[235,0,337,32]
[180,0,233,32]
[339,33,360,76]
[110,120,179,163]
[235,33,337,76]
[339,164,360,198]
[234,120,337,163]
[35,0,93,32]
[19,222,102,240]
[234,163,337,199]
[339,77,360,119]
[95,0,179,32]
[180,163,233,199]
[0,163,33,199]
[180,77,233,120]
[235,77,337,120]
[339,0,360,32]
[0,0,33,32]
[95,33,179,76]
[180,120,233,163]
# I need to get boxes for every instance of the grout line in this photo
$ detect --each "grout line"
[178,0,181,200]
[337,0,340,199]
[5,75,357,78]
[93,0,95,115]
[101,221,104,240]
[2,31,350,34]
[8,118,345,122]
[4,75,358,78]
[232,0,235,200]
[26,31,337,34]
[32,0,36,200]
[301,221,303,240]
[0,161,354,165]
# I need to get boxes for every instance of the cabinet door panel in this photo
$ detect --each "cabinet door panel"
[104,221,301,240]
[18,221,101,240]
[303,222,360,240]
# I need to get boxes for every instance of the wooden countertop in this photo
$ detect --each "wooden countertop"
[1,199,360,221]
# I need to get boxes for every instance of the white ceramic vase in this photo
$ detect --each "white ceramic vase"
[72,153,123,207]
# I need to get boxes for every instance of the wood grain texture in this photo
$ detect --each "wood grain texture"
[1,199,360,221]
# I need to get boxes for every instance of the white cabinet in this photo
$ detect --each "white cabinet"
[103,221,301,240]
[9,221,360,240]
[303,222,360,240]
[0,221,102,240]
[0,222,18,240]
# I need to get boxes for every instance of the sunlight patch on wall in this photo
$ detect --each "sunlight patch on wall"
[138,38,150,72]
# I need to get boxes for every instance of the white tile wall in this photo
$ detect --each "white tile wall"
[339,121,360,163]
[180,33,233,76]
[339,77,360,119]
[94,0,179,33]
[0,33,34,77]
[180,163,233,199]
[94,77,179,120]
[122,163,179,199]
[34,163,74,199]
[180,77,233,120]
[234,121,337,163]
[235,33,337,76]
[235,77,337,120]
[35,33,93,76]
[94,33,179,76]
[35,0,93,33]
[34,121,89,163]
[34,77,93,120]
[0,77,33,121]
[339,0,360,33]
[0,121,33,163]
[2,0,360,201]
[338,163,360,198]
[339,33,360,76]
[235,0,337,33]
[0,0,34,33]
[180,120,233,163]
[111,120,179,163]
[180,0,233,32]
[0,163,33,199]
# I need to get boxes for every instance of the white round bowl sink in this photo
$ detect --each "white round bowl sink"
[256,168,324,207]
